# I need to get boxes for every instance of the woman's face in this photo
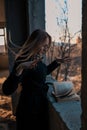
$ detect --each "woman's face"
[39,37,50,55]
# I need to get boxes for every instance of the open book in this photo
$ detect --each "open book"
[51,81,80,102]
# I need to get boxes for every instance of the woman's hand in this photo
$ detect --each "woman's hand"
[16,57,43,76]
[21,57,43,69]
[16,60,37,76]
[56,56,71,64]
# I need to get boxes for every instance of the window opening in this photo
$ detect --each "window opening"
[0,27,7,53]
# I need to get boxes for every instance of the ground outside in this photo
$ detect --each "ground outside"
[0,69,16,130]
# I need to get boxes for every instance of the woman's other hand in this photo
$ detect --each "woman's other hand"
[56,56,71,64]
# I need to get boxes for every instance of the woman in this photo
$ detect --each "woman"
[2,29,70,130]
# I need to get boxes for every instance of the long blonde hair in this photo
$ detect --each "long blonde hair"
[15,29,52,63]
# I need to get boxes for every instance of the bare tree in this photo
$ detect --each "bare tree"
[54,0,71,81]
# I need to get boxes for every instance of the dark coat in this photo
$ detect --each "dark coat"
[2,60,60,130]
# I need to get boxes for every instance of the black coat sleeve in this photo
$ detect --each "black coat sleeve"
[47,60,60,75]
[2,63,20,96]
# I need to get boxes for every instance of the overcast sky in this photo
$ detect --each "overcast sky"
[45,0,82,41]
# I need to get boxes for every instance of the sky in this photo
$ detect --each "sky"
[45,0,82,42]
[68,0,82,34]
